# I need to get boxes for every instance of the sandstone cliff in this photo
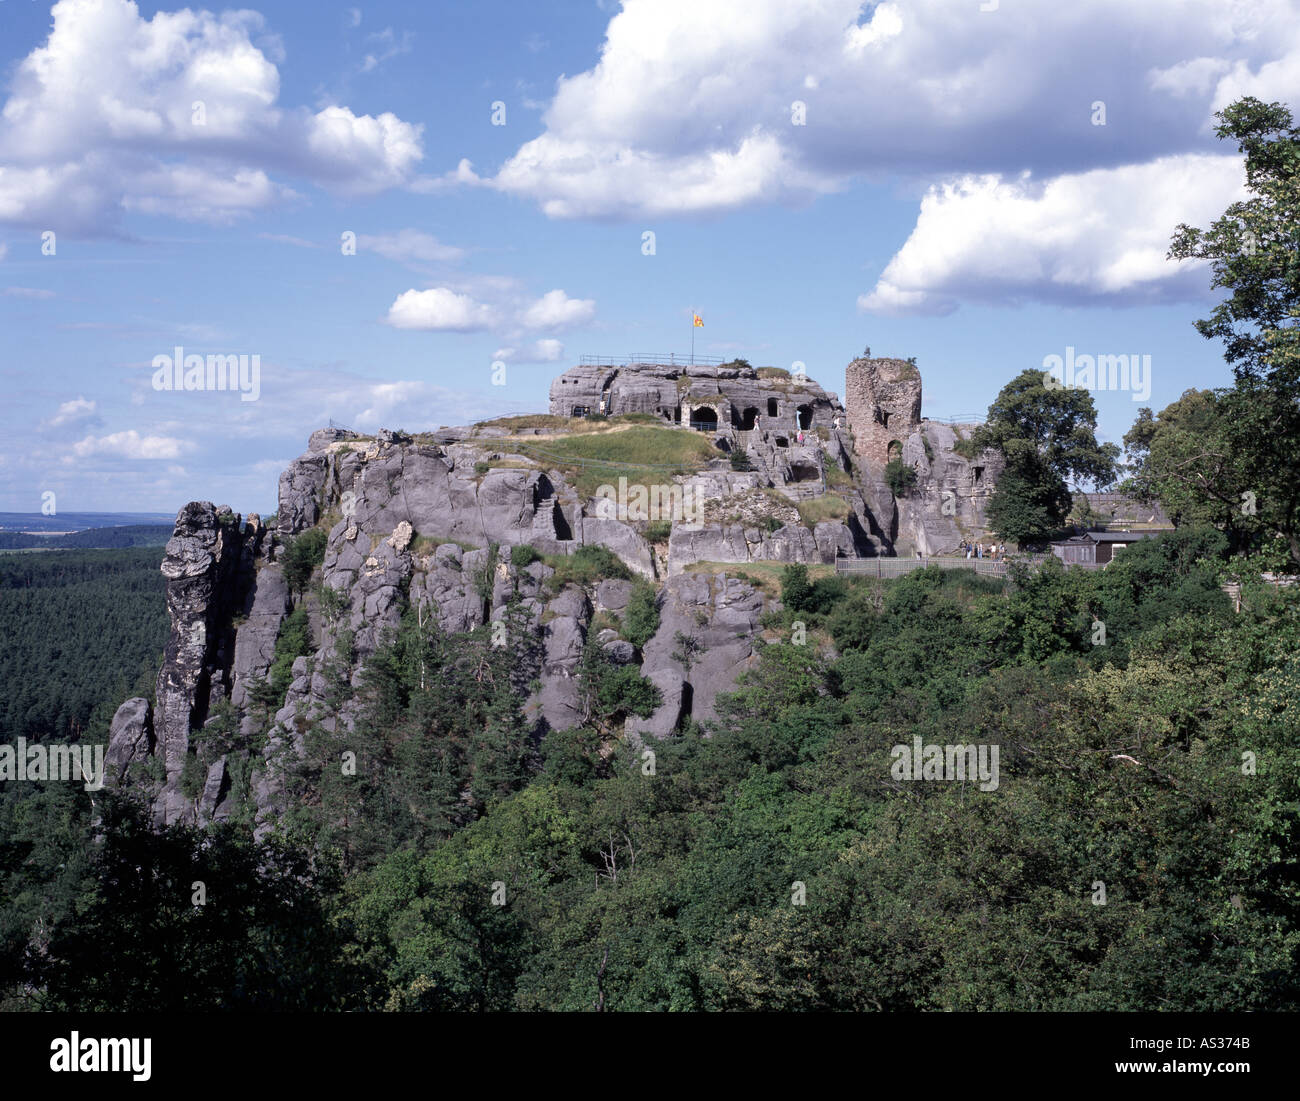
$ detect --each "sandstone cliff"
[106,355,1002,830]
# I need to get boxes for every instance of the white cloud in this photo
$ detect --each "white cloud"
[123,164,292,222]
[317,375,524,432]
[520,289,596,329]
[73,430,188,460]
[46,396,98,428]
[485,0,1300,220]
[359,229,464,264]
[858,154,1248,315]
[0,0,424,232]
[301,106,423,195]
[387,285,594,334]
[354,381,426,426]
[409,157,483,195]
[385,287,496,331]
[495,339,565,363]
[3,286,54,299]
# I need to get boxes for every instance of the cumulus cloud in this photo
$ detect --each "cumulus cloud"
[520,289,596,329]
[485,0,1300,219]
[385,287,496,331]
[0,0,424,232]
[72,430,188,460]
[386,285,594,334]
[858,154,1249,315]
[46,396,99,429]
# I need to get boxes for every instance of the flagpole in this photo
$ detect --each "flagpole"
[691,308,695,365]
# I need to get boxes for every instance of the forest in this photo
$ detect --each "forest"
[4,530,1297,1010]
[0,525,173,551]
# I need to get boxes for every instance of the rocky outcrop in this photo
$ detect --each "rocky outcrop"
[894,422,1004,555]
[105,697,153,784]
[532,584,591,732]
[668,521,822,574]
[97,503,275,826]
[230,564,289,714]
[842,355,1003,553]
[151,502,262,826]
[627,573,766,740]
[111,352,1016,839]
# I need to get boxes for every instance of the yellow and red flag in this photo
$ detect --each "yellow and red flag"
[693,314,703,327]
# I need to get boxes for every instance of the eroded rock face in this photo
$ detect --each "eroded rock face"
[105,697,153,784]
[230,564,290,712]
[627,573,766,741]
[116,351,1010,835]
[151,502,259,826]
[530,585,591,732]
[894,423,1004,555]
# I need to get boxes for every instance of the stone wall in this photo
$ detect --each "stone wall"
[844,357,922,469]
[548,362,841,433]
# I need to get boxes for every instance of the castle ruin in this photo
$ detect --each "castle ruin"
[845,355,1003,554]
[844,356,922,469]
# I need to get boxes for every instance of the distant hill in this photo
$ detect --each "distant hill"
[0,525,174,550]
[0,511,175,533]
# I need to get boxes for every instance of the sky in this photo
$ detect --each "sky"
[1,0,1297,515]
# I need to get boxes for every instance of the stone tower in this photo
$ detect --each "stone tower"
[844,357,922,469]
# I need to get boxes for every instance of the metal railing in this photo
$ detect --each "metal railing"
[926,414,986,425]
[579,353,729,367]
[833,553,1119,578]
[836,557,1010,578]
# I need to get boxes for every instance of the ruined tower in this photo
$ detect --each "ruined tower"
[844,357,922,468]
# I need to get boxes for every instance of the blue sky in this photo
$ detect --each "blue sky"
[1,0,1297,514]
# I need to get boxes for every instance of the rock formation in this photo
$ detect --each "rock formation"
[107,353,1005,830]
[845,355,1003,554]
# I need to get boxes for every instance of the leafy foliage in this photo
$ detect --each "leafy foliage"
[283,527,328,596]
[1163,97,1300,567]
[546,545,632,589]
[780,563,846,616]
[972,369,1117,543]
[883,458,917,497]
[510,543,542,569]
[621,580,660,648]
